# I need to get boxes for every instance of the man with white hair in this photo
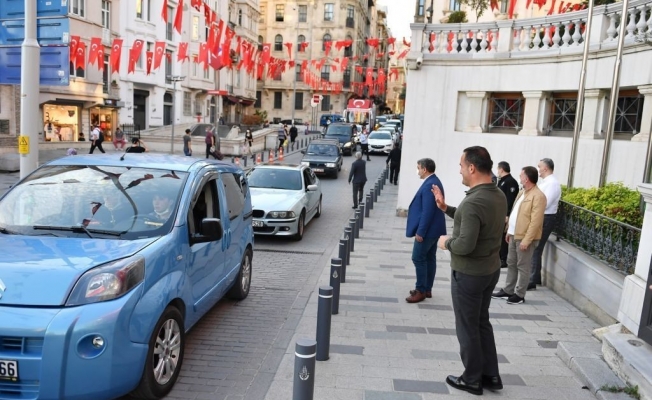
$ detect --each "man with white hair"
[348,152,367,209]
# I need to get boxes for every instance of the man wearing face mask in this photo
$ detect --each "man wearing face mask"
[492,166,546,305]
[405,158,447,303]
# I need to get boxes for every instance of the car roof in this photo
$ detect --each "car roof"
[46,153,240,173]
[249,163,304,170]
[310,139,340,146]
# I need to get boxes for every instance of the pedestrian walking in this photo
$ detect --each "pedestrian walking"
[432,146,507,396]
[244,129,254,158]
[529,158,561,290]
[183,129,193,156]
[405,158,446,303]
[277,124,287,150]
[205,130,222,159]
[289,124,298,145]
[359,130,370,161]
[348,152,367,209]
[492,166,546,305]
[386,144,401,185]
[113,127,127,150]
[496,161,519,268]
[89,125,105,154]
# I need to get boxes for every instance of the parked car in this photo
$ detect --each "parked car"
[320,114,344,127]
[0,154,254,399]
[300,140,343,178]
[247,165,322,240]
[385,119,403,133]
[367,131,394,154]
[376,126,399,143]
[323,123,356,156]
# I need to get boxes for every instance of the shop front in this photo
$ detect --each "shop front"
[90,100,119,142]
[43,103,82,142]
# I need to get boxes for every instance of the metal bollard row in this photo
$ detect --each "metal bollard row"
[316,286,333,361]
[329,259,341,315]
[293,338,316,400]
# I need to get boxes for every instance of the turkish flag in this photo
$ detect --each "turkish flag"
[191,0,202,11]
[261,43,271,64]
[389,68,399,81]
[199,42,209,68]
[491,0,499,10]
[70,35,80,62]
[96,47,105,70]
[340,57,349,72]
[161,0,168,23]
[128,39,144,74]
[212,19,224,54]
[299,42,309,53]
[398,49,409,59]
[365,67,373,86]
[387,37,396,50]
[146,51,153,75]
[110,38,123,73]
[366,38,380,48]
[324,41,332,57]
[403,37,411,47]
[178,42,189,62]
[88,37,102,65]
[75,42,86,71]
[508,0,517,18]
[548,0,556,14]
[209,47,224,70]
[154,41,166,70]
[284,42,292,59]
[221,26,235,66]
[174,0,184,34]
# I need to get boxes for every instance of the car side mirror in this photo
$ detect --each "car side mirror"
[191,218,223,244]
[307,184,319,192]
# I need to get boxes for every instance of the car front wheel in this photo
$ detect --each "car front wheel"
[131,306,185,399]
[228,248,252,300]
[293,211,305,241]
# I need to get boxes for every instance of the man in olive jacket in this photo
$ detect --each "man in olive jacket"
[433,146,507,396]
[492,166,546,305]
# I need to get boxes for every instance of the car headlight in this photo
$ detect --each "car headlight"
[343,142,351,147]
[268,211,296,219]
[326,163,336,168]
[301,161,310,166]
[66,256,145,306]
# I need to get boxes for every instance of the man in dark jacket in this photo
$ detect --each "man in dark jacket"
[386,144,401,185]
[496,161,520,268]
[348,152,367,209]
[405,158,447,303]
[289,125,298,144]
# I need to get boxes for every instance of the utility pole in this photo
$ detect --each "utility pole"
[20,0,41,179]
[167,75,185,154]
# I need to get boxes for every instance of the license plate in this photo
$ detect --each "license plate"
[313,169,324,173]
[252,220,264,227]
[0,360,18,380]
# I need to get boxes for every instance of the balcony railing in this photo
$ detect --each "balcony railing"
[413,0,652,57]
[554,200,641,275]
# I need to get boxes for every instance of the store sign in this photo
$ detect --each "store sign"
[0,0,69,20]
[0,46,69,85]
[104,99,116,106]
[0,17,70,46]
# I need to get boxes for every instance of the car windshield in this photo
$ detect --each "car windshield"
[247,168,303,191]
[369,132,392,140]
[306,144,339,156]
[0,165,188,239]
[325,126,351,136]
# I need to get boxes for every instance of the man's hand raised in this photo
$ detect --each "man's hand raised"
[431,185,447,212]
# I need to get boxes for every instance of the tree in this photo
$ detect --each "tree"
[458,0,490,22]
[446,10,469,23]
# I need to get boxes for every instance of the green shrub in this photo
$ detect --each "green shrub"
[562,183,643,228]
[447,11,468,23]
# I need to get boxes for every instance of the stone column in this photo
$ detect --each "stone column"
[519,91,548,136]
[496,20,514,53]
[580,89,607,139]
[632,85,652,143]
[618,184,652,335]
[466,91,487,133]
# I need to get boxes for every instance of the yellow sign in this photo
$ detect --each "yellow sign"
[18,136,29,154]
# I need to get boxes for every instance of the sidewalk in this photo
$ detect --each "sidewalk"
[264,182,602,400]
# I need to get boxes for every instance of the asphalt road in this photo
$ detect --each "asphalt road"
[117,149,390,400]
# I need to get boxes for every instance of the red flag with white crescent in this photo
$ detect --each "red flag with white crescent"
[88,37,102,65]
[178,42,189,62]
[174,0,184,34]
[96,47,105,71]
[340,57,349,72]
[128,39,144,74]
[70,35,80,62]
[261,43,271,64]
[161,0,168,23]
[284,42,292,60]
[154,41,166,69]
[146,51,153,75]
[110,38,123,73]
[75,41,87,71]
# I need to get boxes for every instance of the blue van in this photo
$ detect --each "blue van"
[0,154,254,399]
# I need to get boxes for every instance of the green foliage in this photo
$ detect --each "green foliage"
[254,109,268,122]
[599,384,640,400]
[459,0,490,21]
[446,11,468,23]
[562,183,643,228]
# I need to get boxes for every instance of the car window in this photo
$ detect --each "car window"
[246,168,302,191]
[306,144,338,156]
[221,173,245,220]
[0,165,188,239]
[369,132,392,140]
[302,169,314,188]
[188,178,219,237]
[325,125,351,136]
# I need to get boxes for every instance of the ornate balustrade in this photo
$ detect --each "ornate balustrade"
[554,200,641,275]
[411,0,652,57]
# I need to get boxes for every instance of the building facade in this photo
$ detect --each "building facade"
[256,0,387,125]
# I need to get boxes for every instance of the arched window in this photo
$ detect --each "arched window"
[164,93,173,103]
[274,34,283,51]
[297,34,306,51]
[322,33,331,51]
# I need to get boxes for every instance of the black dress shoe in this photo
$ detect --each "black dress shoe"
[482,375,503,391]
[446,375,483,396]
[527,282,537,291]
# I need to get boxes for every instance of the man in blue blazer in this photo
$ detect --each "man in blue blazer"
[405,158,447,303]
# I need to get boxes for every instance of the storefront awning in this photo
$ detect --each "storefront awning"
[225,96,239,104]
[238,97,256,107]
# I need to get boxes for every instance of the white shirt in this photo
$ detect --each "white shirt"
[507,193,525,235]
[538,174,561,214]
[90,128,100,141]
[359,133,368,144]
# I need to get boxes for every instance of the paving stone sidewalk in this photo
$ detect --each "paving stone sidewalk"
[264,181,603,400]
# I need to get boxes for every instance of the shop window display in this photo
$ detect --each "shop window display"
[90,108,117,142]
[43,105,80,142]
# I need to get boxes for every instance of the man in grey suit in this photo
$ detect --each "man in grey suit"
[348,152,367,209]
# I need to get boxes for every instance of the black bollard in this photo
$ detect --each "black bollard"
[316,286,333,361]
[379,175,384,190]
[351,216,359,239]
[347,221,356,252]
[367,192,373,210]
[293,338,316,400]
[356,208,363,229]
[329,260,341,315]
[344,227,353,254]
[373,184,378,202]
[338,239,348,268]
[243,156,248,167]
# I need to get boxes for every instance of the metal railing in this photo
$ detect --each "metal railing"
[554,200,641,275]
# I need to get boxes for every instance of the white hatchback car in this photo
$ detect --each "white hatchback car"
[367,131,394,154]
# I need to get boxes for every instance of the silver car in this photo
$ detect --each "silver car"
[247,164,322,240]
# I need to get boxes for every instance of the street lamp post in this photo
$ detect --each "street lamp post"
[20,0,40,178]
[167,75,185,154]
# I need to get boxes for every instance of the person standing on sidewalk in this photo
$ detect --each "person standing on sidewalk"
[89,125,105,154]
[244,129,254,158]
[183,129,193,156]
[289,124,298,145]
[359,129,371,161]
[405,158,446,303]
[496,161,519,268]
[348,152,367,209]
[277,124,287,150]
[433,146,507,396]
[529,158,561,290]
[492,166,546,305]
[386,144,401,185]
